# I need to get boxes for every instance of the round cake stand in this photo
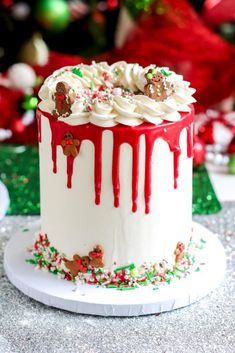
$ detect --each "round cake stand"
[4,221,226,317]
[0,181,9,220]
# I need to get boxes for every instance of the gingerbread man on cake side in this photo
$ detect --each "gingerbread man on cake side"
[174,241,185,263]
[89,245,105,268]
[65,254,90,276]
[61,132,80,157]
[52,81,75,118]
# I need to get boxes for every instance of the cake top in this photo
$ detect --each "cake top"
[38,61,196,127]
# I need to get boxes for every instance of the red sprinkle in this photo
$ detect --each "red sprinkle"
[103,72,109,80]
[92,92,99,99]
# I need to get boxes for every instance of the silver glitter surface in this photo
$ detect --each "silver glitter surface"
[0,203,235,353]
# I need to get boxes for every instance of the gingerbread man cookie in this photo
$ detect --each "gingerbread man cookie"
[89,245,105,268]
[144,68,170,101]
[52,81,75,118]
[61,132,80,157]
[65,254,90,276]
[174,241,185,263]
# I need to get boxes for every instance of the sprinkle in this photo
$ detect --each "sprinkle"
[27,234,205,290]
[160,69,172,76]
[147,73,153,80]
[107,284,118,288]
[114,263,136,273]
[117,286,138,291]
[90,81,94,91]
[50,247,57,253]
[72,67,83,77]
[25,259,37,265]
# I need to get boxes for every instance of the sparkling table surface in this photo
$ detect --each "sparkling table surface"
[0,202,235,353]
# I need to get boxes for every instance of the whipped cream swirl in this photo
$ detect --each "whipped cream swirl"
[38,61,196,127]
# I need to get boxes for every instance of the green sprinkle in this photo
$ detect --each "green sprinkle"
[34,253,43,260]
[175,267,185,273]
[95,268,104,275]
[22,228,29,232]
[166,271,174,277]
[160,69,172,76]
[72,67,83,77]
[50,247,57,253]
[139,280,148,286]
[90,81,94,91]
[114,263,136,273]
[118,286,138,291]
[200,238,207,244]
[50,269,58,275]
[26,259,37,265]
[147,73,153,80]
[195,267,201,272]
[107,284,118,288]
[146,272,153,282]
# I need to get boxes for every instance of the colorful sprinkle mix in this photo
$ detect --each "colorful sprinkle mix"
[26,234,205,290]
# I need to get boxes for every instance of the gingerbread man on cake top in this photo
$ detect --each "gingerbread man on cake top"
[144,68,170,101]
[53,81,75,118]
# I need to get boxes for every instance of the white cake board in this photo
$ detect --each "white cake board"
[4,221,226,317]
[0,181,10,220]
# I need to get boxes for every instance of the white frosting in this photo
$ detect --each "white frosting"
[39,117,193,269]
[38,61,196,127]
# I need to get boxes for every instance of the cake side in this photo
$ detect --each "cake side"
[38,109,193,270]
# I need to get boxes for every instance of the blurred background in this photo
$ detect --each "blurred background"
[0,0,235,217]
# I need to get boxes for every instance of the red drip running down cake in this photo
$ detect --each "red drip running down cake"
[32,62,196,287]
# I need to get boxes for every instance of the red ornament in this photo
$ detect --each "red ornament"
[107,0,119,10]
[227,136,235,154]
[197,120,214,145]
[193,136,206,166]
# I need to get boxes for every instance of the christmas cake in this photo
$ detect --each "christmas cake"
[32,61,196,287]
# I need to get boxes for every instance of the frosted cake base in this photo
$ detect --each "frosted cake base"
[4,221,225,317]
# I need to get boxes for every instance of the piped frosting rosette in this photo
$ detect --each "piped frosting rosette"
[38,61,196,127]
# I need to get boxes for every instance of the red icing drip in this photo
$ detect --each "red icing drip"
[112,137,121,208]
[36,110,42,143]
[144,135,155,214]
[186,125,193,158]
[67,155,74,188]
[38,107,194,214]
[132,138,140,213]
[173,148,180,189]
[94,131,102,205]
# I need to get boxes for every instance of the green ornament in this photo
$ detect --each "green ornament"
[22,95,38,111]
[0,144,40,215]
[228,154,235,174]
[35,0,70,33]
[192,164,222,215]
[124,0,154,18]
